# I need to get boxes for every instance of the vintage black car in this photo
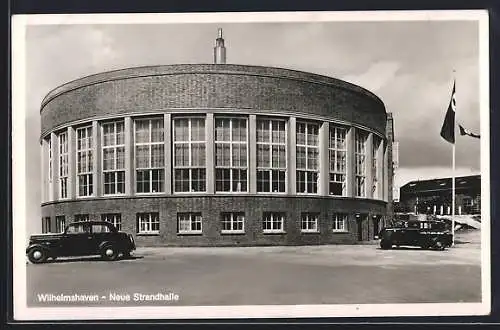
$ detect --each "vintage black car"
[379,220,453,250]
[26,221,136,264]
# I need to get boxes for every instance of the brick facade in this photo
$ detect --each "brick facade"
[39,64,392,246]
[41,196,387,246]
[40,65,386,137]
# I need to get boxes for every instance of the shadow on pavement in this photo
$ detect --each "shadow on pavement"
[375,247,450,252]
[43,255,144,264]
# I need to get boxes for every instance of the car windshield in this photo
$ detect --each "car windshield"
[66,223,90,234]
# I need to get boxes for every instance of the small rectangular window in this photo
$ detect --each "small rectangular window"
[137,212,160,234]
[221,212,245,234]
[301,213,319,233]
[177,212,202,234]
[42,217,51,233]
[55,216,65,233]
[75,214,90,222]
[101,213,122,231]
[262,212,285,233]
[333,213,348,232]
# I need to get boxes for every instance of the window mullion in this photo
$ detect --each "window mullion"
[188,119,192,192]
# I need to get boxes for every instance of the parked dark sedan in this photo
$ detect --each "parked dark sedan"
[379,220,453,250]
[26,221,136,264]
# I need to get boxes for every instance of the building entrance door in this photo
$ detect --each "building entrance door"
[372,216,380,239]
[356,214,364,241]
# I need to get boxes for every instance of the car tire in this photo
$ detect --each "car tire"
[380,239,392,250]
[28,247,48,264]
[122,251,131,259]
[101,245,119,261]
[420,243,430,250]
[433,239,445,251]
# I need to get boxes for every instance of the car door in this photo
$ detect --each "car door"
[89,223,113,254]
[403,222,420,245]
[61,223,94,256]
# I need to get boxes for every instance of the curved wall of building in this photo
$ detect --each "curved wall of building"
[41,196,388,246]
[40,64,386,137]
[39,64,392,246]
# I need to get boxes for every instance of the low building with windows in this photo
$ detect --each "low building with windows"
[398,174,481,216]
[39,30,395,246]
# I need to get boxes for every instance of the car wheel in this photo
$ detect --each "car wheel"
[122,251,131,259]
[433,239,445,251]
[380,239,392,250]
[28,247,48,264]
[420,243,430,250]
[101,245,119,261]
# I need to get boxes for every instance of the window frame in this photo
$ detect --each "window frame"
[101,121,126,196]
[301,212,319,233]
[215,117,249,193]
[101,213,122,231]
[136,212,160,235]
[58,131,69,199]
[134,117,165,195]
[76,126,94,198]
[42,217,51,233]
[55,216,66,233]
[296,121,319,195]
[173,117,207,194]
[48,138,53,183]
[354,130,368,198]
[332,213,348,232]
[256,118,287,194]
[220,212,245,234]
[177,212,203,235]
[328,125,347,197]
[74,214,90,222]
[262,212,285,234]
[372,135,381,198]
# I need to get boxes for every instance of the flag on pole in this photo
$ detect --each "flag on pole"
[440,81,456,144]
[458,124,480,139]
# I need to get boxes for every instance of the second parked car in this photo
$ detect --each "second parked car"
[379,220,453,250]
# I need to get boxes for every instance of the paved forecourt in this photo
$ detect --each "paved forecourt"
[27,232,481,307]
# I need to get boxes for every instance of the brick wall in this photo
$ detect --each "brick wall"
[41,195,388,247]
[41,65,387,137]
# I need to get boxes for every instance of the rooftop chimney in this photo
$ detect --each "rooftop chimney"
[214,28,226,64]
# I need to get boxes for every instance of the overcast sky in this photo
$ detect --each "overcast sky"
[22,17,484,233]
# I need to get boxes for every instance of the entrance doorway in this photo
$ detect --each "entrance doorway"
[372,216,380,239]
[356,214,365,241]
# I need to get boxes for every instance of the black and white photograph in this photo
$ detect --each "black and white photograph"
[12,10,490,320]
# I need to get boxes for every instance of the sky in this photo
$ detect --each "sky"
[21,16,484,232]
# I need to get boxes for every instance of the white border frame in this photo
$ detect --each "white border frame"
[12,10,490,320]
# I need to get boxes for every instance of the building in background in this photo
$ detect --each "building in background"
[398,175,481,216]
[391,141,400,202]
[39,29,394,246]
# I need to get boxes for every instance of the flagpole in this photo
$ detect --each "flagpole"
[451,73,456,247]
[452,137,455,246]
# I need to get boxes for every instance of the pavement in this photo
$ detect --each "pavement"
[26,230,482,307]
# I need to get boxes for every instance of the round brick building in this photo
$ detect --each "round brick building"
[39,31,394,246]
